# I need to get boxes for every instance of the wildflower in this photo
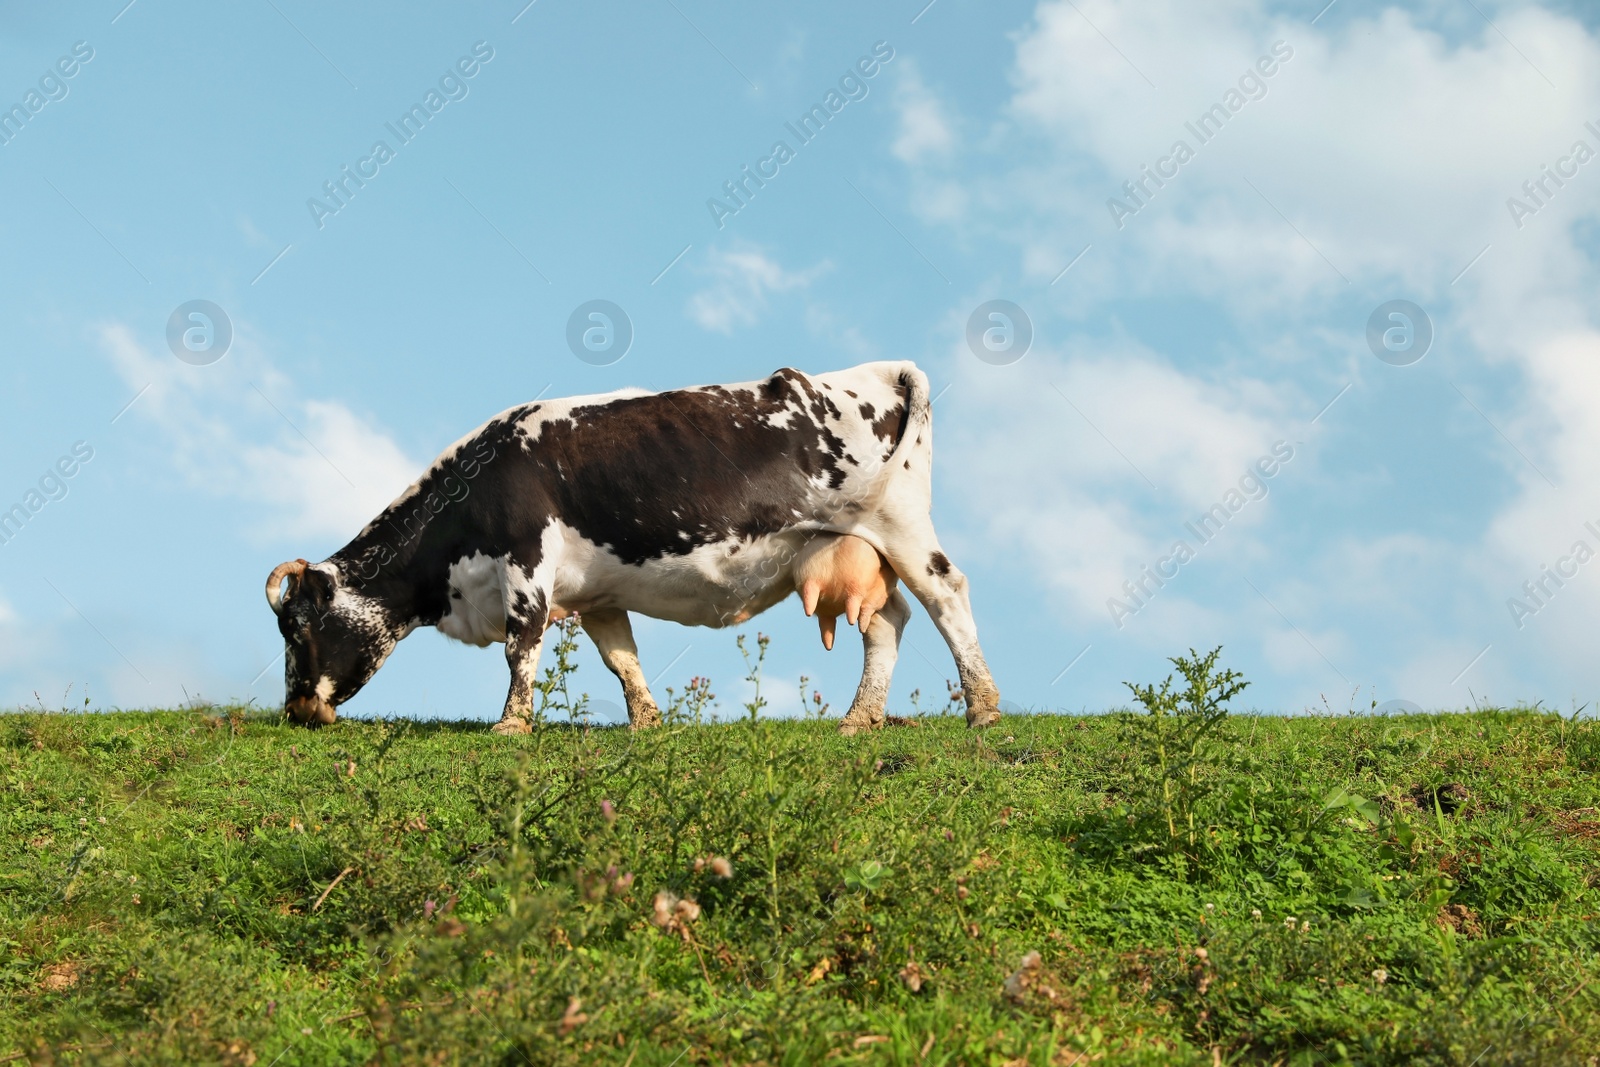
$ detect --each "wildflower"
[345,761,356,777]
[651,891,677,928]
[1301,920,1311,933]
[693,857,705,873]
[1372,968,1388,984]
[1284,916,1298,929]
[78,818,87,826]
[1251,909,1262,920]
[1194,947,1208,962]
[611,870,635,893]
[559,996,588,1036]
[674,897,701,923]
[1204,903,1214,912]
[1002,951,1042,1000]
[600,799,616,825]
[97,816,107,825]
[807,957,835,984]
[710,856,732,879]
[424,899,436,920]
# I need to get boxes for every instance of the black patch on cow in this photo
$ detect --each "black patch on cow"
[300,568,335,609]
[845,389,858,398]
[904,460,911,470]
[858,401,875,422]
[928,551,952,578]
[871,400,906,445]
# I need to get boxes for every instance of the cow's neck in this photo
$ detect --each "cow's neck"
[326,514,435,629]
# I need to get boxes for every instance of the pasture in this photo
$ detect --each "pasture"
[4,642,1600,1065]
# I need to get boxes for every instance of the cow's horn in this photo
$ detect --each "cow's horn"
[266,559,309,615]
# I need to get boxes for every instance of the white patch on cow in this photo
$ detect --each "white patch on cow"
[326,567,391,631]
[525,517,869,630]
[315,676,334,702]
[439,552,508,647]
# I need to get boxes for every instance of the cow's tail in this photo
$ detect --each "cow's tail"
[884,362,933,474]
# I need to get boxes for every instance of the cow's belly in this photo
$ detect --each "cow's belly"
[552,526,810,628]
[436,524,849,643]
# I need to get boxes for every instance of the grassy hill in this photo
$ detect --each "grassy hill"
[4,645,1600,1065]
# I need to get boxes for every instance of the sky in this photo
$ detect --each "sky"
[3,0,1600,723]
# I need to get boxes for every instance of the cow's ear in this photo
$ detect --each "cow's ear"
[301,567,336,609]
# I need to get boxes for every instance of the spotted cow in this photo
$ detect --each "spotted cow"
[265,361,1000,735]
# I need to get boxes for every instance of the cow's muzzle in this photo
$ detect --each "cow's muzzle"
[285,695,337,726]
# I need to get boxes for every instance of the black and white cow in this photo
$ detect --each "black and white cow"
[265,361,1000,735]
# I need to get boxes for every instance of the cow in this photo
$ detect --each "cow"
[264,361,1000,736]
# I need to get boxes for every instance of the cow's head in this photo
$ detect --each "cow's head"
[266,559,398,725]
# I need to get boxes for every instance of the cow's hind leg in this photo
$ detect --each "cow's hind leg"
[581,609,662,729]
[838,587,910,736]
[879,530,1001,728]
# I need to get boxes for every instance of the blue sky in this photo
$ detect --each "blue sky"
[4,0,1600,722]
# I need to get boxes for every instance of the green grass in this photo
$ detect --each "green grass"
[4,652,1600,1064]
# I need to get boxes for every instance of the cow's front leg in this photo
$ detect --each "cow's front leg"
[492,613,548,735]
[580,609,662,729]
[838,587,910,736]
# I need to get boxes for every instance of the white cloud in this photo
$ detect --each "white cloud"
[98,323,422,543]
[910,0,1600,702]
[1004,0,1600,304]
[892,60,955,164]
[942,334,1295,629]
[686,245,829,334]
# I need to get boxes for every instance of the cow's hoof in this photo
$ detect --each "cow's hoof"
[490,717,532,736]
[629,711,662,731]
[838,713,883,737]
[966,706,1002,729]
